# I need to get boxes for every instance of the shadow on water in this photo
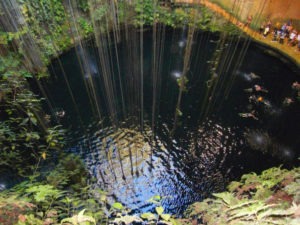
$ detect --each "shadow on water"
[36,28,300,214]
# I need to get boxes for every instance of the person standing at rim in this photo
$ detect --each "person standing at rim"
[245,15,253,27]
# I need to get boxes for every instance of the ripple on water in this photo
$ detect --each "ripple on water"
[67,118,242,214]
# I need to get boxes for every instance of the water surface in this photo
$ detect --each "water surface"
[45,28,300,214]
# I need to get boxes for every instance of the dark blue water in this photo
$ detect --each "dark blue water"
[43,28,300,215]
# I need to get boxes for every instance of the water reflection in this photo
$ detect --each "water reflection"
[237,70,261,82]
[244,129,271,153]
[171,70,182,78]
[244,129,296,161]
[68,119,242,214]
[76,45,99,79]
[178,40,186,48]
[44,29,300,216]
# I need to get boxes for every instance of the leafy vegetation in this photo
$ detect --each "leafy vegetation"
[0,53,65,176]
[18,0,72,61]
[176,76,189,92]
[185,166,300,225]
[78,0,89,13]
[77,17,94,38]
[132,0,233,31]
[0,155,107,225]
[0,171,184,225]
[61,209,96,225]
[0,1,297,225]
[4,167,300,225]
[0,0,240,69]
[46,154,89,192]
[110,195,183,225]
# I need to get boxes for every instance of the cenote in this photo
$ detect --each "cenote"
[39,27,300,215]
[2,0,300,224]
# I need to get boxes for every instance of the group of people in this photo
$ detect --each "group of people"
[238,72,268,120]
[237,15,300,51]
[239,77,300,120]
[282,81,300,106]
[259,20,300,51]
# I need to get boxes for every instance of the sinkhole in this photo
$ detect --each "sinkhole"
[37,28,299,214]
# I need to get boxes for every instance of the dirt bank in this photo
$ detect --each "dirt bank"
[176,0,300,24]
[174,0,300,66]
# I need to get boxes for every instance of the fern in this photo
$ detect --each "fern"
[284,179,300,203]
[213,192,237,205]
[227,181,242,192]
[185,166,300,225]
[113,215,143,224]
[25,184,63,202]
[61,209,96,225]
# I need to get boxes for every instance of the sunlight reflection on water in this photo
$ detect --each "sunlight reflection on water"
[67,119,241,214]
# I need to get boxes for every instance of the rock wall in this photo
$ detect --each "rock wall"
[175,0,300,22]
[265,0,300,20]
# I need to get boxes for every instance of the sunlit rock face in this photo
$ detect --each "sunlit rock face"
[176,0,300,22]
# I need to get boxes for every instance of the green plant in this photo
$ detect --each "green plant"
[47,154,88,191]
[0,53,66,176]
[0,195,35,225]
[78,0,89,12]
[0,152,108,225]
[108,196,182,225]
[177,76,189,92]
[91,4,108,21]
[173,8,189,25]
[78,17,94,38]
[25,184,63,203]
[185,167,300,225]
[61,209,96,225]
[140,195,181,224]
[15,0,72,60]
[134,0,157,25]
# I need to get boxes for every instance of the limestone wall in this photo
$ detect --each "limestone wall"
[175,0,300,22]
